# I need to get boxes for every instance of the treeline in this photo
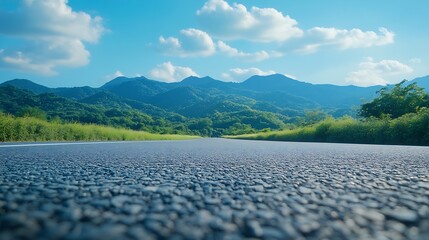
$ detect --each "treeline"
[231,81,429,146]
[0,86,287,137]
[231,110,429,145]
[0,86,180,133]
[3,79,428,143]
[0,113,197,142]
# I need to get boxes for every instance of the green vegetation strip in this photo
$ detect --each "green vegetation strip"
[0,114,198,142]
[228,109,429,146]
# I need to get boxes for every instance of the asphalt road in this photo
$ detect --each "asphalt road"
[1,139,428,239]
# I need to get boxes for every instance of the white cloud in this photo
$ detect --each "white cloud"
[0,39,90,75]
[222,67,276,82]
[0,0,105,75]
[113,70,124,78]
[149,62,199,82]
[346,58,413,86]
[105,70,124,80]
[197,0,303,42]
[157,28,215,57]
[298,27,394,54]
[217,41,280,61]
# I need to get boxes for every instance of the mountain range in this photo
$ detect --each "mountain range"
[1,74,428,136]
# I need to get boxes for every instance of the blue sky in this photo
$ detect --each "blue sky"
[0,0,428,87]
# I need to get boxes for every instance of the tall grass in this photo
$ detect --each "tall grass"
[229,108,429,146]
[0,113,198,142]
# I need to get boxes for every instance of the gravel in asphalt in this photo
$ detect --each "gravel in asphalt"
[0,139,428,239]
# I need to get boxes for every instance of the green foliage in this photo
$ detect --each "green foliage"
[188,118,212,136]
[230,108,429,146]
[298,110,330,126]
[360,81,429,119]
[0,86,179,133]
[232,81,429,146]
[0,85,291,137]
[0,113,198,142]
[17,107,47,120]
[3,78,428,144]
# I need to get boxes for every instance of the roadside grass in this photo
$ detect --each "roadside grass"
[227,109,429,146]
[0,113,199,142]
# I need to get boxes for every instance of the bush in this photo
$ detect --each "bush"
[230,108,429,146]
[0,113,198,142]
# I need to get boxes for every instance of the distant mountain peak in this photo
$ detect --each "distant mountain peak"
[245,74,298,82]
[182,76,217,82]
[179,76,225,88]
[0,79,51,94]
[5,78,33,83]
[101,76,155,89]
[407,74,429,90]
[242,74,311,92]
[2,78,41,86]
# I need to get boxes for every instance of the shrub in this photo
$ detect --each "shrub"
[0,113,198,142]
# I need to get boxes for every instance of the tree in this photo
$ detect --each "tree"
[298,110,329,126]
[359,81,429,119]
[17,107,47,120]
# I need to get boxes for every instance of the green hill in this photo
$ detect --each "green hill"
[2,74,429,137]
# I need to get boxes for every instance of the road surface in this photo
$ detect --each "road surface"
[1,139,428,239]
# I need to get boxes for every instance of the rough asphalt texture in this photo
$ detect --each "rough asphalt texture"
[0,139,428,240]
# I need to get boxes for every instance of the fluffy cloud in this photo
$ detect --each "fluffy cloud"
[155,28,278,61]
[105,70,124,80]
[298,27,394,54]
[222,67,276,82]
[0,0,104,75]
[197,0,303,42]
[149,62,199,82]
[157,28,216,57]
[0,40,90,75]
[113,70,124,78]
[217,41,281,61]
[346,58,413,86]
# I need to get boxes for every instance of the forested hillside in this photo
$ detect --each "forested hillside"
[232,81,429,146]
[1,74,428,137]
